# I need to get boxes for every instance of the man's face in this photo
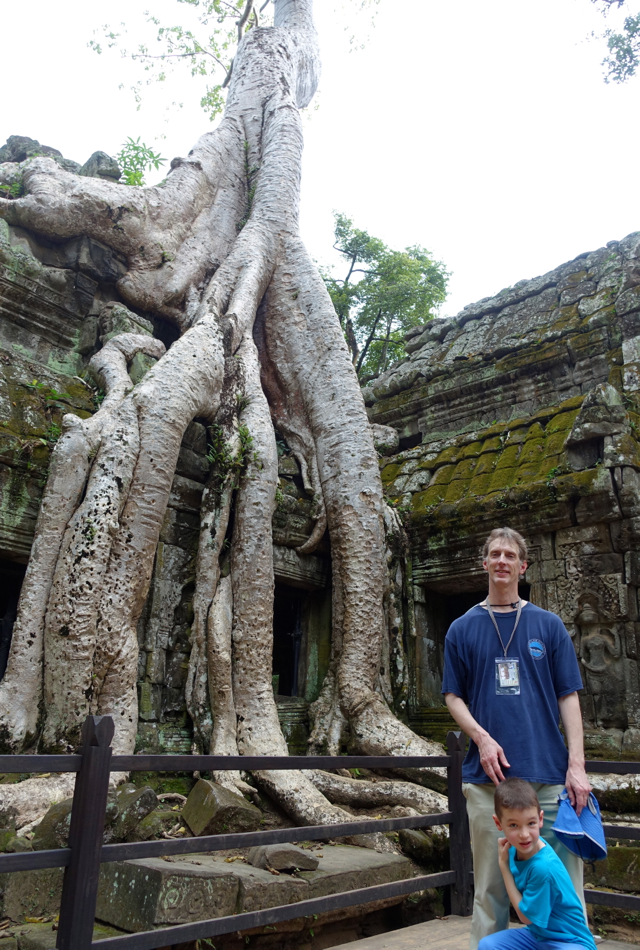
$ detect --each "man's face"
[483,539,527,587]
[493,805,544,860]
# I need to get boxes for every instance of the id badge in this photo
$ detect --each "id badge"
[495,657,520,695]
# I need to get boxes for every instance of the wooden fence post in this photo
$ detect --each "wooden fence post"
[56,715,114,950]
[447,730,473,917]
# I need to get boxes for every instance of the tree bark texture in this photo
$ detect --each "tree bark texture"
[0,0,444,829]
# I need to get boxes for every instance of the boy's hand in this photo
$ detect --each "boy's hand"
[497,836,510,867]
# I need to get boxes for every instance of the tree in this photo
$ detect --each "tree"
[91,0,380,121]
[0,0,445,830]
[591,0,640,82]
[323,213,449,380]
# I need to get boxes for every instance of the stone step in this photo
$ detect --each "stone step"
[328,916,632,950]
[95,843,413,933]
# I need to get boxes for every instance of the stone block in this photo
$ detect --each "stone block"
[96,858,239,931]
[583,728,624,757]
[371,424,400,455]
[272,545,329,591]
[108,784,158,843]
[297,846,412,901]
[622,726,640,757]
[0,830,15,852]
[165,651,189,689]
[5,837,32,853]
[176,445,209,483]
[278,455,300,476]
[168,475,204,515]
[31,800,72,851]
[233,860,310,913]
[555,523,613,558]
[145,648,166,684]
[182,780,262,836]
[0,867,63,920]
[182,421,207,455]
[158,507,200,549]
[247,844,319,871]
[126,807,181,842]
[585,844,640,892]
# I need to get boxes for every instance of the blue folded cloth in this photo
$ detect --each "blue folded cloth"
[551,788,607,862]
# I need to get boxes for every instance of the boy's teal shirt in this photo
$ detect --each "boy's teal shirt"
[509,842,596,950]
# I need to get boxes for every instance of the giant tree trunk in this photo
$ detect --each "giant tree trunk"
[0,0,443,829]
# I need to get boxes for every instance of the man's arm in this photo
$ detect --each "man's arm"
[444,693,510,785]
[558,691,591,815]
[497,838,531,925]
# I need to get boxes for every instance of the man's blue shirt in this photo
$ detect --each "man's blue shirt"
[442,603,583,784]
[510,842,596,949]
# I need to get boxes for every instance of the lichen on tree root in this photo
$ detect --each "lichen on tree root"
[0,0,445,834]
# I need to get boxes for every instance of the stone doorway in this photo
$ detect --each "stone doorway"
[0,558,25,681]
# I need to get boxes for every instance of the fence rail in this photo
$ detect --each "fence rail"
[0,716,639,948]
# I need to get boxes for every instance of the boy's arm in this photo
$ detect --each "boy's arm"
[497,838,531,925]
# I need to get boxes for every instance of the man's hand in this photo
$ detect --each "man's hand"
[444,693,510,784]
[565,761,591,816]
[497,836,510,869]
[477,731,510,785]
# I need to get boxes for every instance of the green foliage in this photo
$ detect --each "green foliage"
[206,420,257,494]
[592,0,640,82]
[117,137,166,186]
[0,179,24,199]
[89,1,273,122]
[322,213,449,379]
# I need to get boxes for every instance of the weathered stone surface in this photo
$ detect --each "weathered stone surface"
[371,423,400,454]
[96,845,413,933]
[248,843,320,871]
[182,780,262,836]
[0,867,63,920]
[585,844,640,892]
[31,800,72,851]
[78,151,121,182]
[0,921,124,950]
[96,858,239,931]
[5,837,31,853]
[107,784,159,843]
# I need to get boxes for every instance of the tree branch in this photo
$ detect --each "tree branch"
[356,308,383,374]
[237,0,254,43]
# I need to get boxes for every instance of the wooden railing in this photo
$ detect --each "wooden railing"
[0,716,637,948]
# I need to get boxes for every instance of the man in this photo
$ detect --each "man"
[442,527,591,950]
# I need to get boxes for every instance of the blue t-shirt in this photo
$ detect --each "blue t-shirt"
[511,842,596,949]
[442,603,584,784]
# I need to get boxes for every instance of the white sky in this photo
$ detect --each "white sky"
[2,0,638,316]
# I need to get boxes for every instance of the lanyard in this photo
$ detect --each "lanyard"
[486,600,522,657]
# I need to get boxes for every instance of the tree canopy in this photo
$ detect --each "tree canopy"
[91,0,379,121]
[322,213,449,380]
[592,0,640,82]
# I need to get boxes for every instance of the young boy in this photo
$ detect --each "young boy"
[478,778,597,950]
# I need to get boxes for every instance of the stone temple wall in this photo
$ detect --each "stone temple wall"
[365,230,640,758]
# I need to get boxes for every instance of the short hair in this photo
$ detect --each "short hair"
[483,527,528,563]
[494,778,540,819]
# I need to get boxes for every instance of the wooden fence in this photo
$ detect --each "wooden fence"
[0,715,637,949]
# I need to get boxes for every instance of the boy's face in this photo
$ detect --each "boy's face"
[493,805,544,859]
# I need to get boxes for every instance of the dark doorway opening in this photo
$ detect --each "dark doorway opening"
[0,559,26,680]
[442,582,530,629]
[272,587,304,697]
